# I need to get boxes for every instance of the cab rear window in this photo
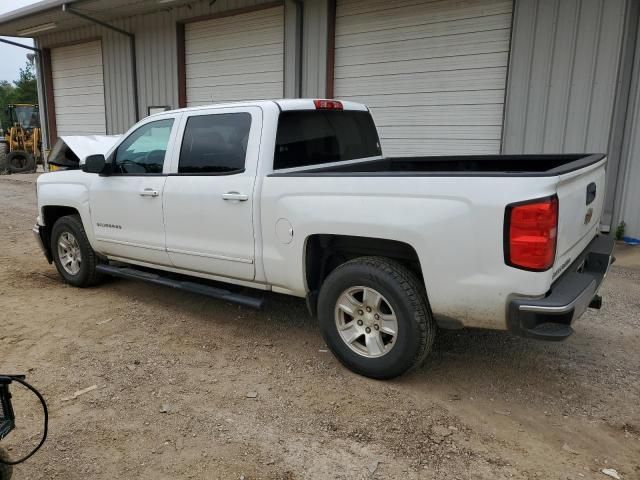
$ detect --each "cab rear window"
[274,110,381,170]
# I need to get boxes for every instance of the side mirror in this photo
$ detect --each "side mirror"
[83,154,108,174]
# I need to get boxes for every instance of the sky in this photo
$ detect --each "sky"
[0,0,43,82]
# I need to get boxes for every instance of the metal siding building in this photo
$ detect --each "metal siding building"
[1,0,639,239]
[503,0,635,232]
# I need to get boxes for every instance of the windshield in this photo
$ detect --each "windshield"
[274,110,381,170]
[13,105,40,129]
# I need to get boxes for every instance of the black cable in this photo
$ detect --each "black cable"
[0,377,48,466]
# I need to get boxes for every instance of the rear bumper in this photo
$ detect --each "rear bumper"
[33,223,52,263]
[508,234,615,341]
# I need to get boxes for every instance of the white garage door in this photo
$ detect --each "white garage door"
[51,40,106,136]
[185,6,284,106]
[334,0,513,156]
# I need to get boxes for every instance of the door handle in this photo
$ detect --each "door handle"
[222,192,249,202]
[140,188,159,197]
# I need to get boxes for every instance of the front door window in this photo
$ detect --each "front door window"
[113,119,174,174]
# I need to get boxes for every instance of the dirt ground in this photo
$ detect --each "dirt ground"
[1,174,639,480]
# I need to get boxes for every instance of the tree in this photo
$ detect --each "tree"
[12,61,37,104]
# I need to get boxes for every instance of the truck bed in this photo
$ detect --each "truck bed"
[271,153,605,177]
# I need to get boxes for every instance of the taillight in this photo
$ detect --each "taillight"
[504,196,559,271]
[313,99,343,110]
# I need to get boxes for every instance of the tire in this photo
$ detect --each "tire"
[0,143,8,174]
[51,214,103,287]
[317,256,436,379]
[0,447,13,480]
[6,150,36,173]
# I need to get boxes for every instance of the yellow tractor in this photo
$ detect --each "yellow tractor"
[0,104,41,174]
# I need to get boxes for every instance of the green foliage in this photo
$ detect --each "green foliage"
[0,59,38,130]
[615,221,626,241]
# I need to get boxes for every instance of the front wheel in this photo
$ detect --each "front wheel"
[317,256,436,379]
[51,214,103,287]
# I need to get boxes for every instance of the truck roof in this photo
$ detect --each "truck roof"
[152,99,369,118]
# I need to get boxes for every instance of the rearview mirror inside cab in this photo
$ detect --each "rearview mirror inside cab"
[83,154,109,174]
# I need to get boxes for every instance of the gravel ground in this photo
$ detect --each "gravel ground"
[0,175,639,480]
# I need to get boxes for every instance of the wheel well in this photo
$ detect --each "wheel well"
[42,205,79,230]
[304,234,424,316]
[41,206,80,257]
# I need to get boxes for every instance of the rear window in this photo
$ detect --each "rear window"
[274,110,381,170]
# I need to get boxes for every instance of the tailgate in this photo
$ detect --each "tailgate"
[553,157,607,278]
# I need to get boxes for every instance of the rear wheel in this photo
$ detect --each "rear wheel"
[51,215,102,287]
[318,256,436,379]
[6,150,35,173]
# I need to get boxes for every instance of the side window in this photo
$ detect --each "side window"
[178,113,251,174]
[113,118,174,174]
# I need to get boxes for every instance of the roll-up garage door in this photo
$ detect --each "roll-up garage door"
[51,40,107,136]
[334,0,513,156]
[185,5,284,106]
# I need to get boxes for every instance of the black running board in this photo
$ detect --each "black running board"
[96,264,265,310]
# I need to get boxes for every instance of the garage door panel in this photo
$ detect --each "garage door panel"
[186,71,283,88]
[336,31,509,66]
[335,0,511,156]
[382,138,502,156]
[53,74,104,90]
[336,52,509,79]
[336,13,511,48]
[186,24,283,48]
[187,83,283,105]
[337,0,509,17]
[53,104,106,115]
[185,5,284,106]
[56,124,110,136]
[187,8,282,35]
[185,39,283,60]
[50,52,103,69]
[53,86,105,99]
[337,0,512,36]
[54,93,106,108]
[372,104,505,126]
[338,0,441,17]
[339,90,506,108]
[379,125,503,140]
[186,53,283,77]
[57,114,106,126]
[335,68,507,96]
[51,40,106,136]
[185,19,284,45]
[52,65,104,80]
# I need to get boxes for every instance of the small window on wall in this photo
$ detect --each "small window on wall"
[178,113,251,174]
[148,106,171,116]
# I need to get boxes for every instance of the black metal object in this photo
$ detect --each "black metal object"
[0,375,48,466]
[0,381,18,441]
[96,264,266,310]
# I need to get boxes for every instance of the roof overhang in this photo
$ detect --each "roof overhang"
[0,0,197,37]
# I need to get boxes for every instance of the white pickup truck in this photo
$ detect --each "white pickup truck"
[34,99,614,379]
